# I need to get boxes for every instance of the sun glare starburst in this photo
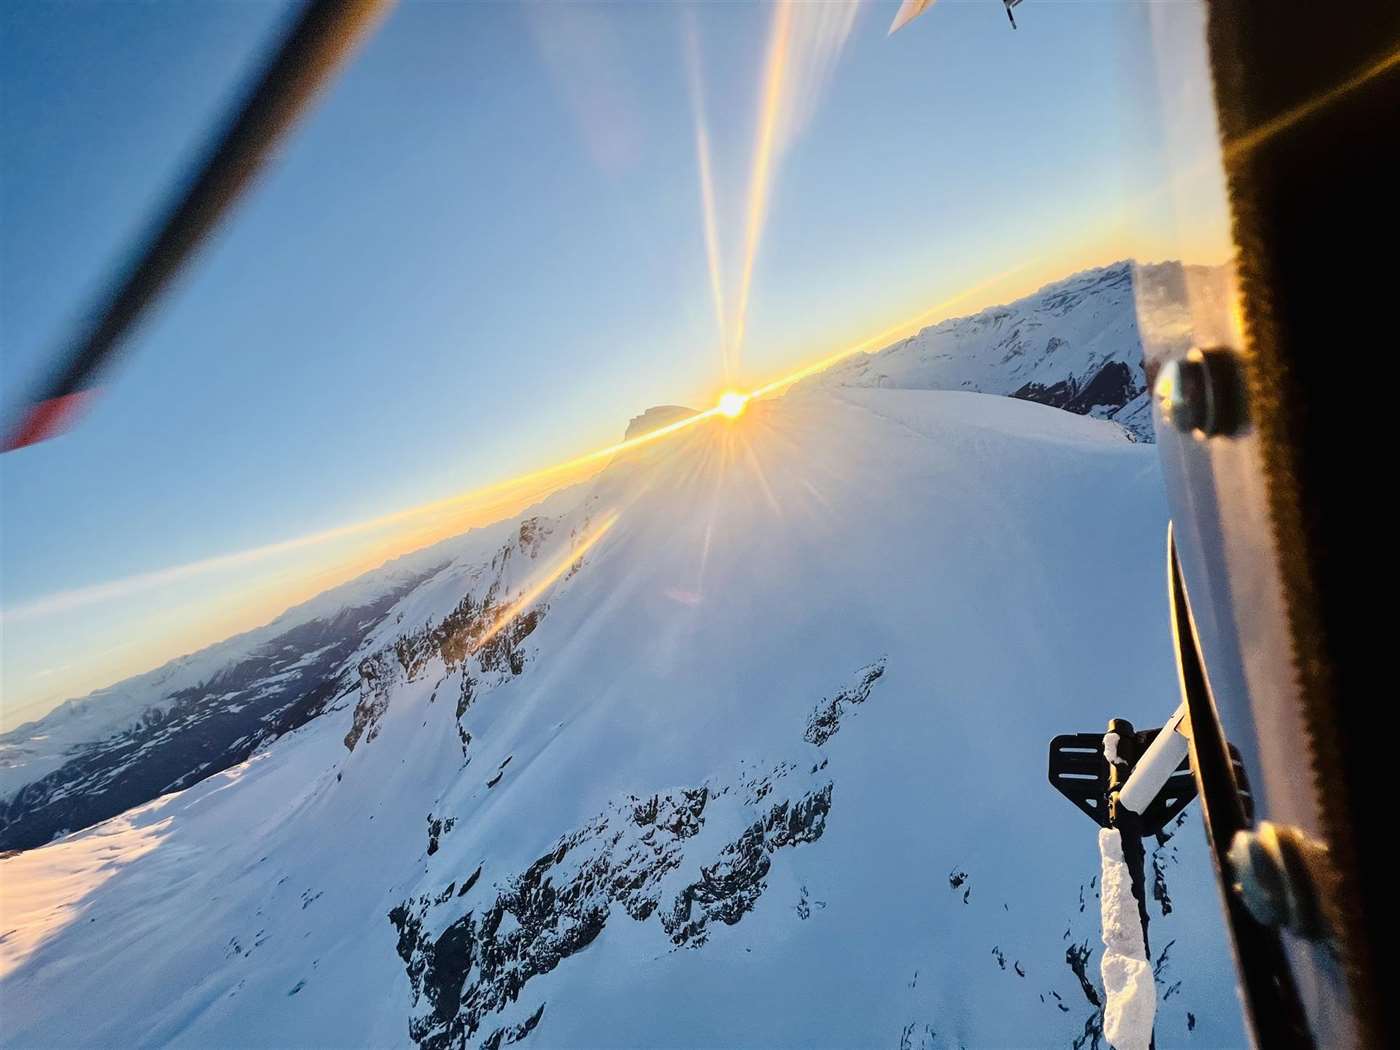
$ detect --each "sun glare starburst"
[717,391,750,418]
[10,268,1023,630]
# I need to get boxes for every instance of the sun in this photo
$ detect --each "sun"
[716,391,750,419]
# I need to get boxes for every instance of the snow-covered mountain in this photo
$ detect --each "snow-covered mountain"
[802,260,1235,442]
[0,385,1247,1048]
[0,490,586,852]
[0,259,1231,856]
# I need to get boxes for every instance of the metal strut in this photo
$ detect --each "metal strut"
[1105,719,1153,954]
[3,0,394,451]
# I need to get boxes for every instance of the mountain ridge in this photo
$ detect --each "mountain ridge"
[801,258,1235,442]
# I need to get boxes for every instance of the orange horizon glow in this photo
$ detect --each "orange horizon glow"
[5,261,1031,636]
[5,255,1048,722]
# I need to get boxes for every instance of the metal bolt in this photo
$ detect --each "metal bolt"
[1154,347,1246,437]
[1227,821,1331,942]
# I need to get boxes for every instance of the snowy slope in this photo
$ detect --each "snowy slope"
[0,389,1245,1048]
[0,488,588,851]
[1,542,462,787]
[803,261,1234,442]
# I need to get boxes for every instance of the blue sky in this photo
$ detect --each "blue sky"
[0,0,1231,727]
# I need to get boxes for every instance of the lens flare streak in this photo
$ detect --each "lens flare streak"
[731,0,797,371]
[704,1,859,377]
[470,511,619,655]
[685,17,730,374]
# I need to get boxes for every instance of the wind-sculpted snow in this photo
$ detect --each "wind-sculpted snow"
[0,385,1249,1049]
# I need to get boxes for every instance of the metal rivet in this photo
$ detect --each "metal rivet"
[1154,347,1246,437]
[1227,821,1331,942]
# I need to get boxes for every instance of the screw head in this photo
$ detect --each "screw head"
[1155,356,1207,433]
[1228,826,1290,927]
[1227,821,1331,942]
[1154,347,1246,437]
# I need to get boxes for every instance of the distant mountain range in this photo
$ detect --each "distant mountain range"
[0,487,586,853]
